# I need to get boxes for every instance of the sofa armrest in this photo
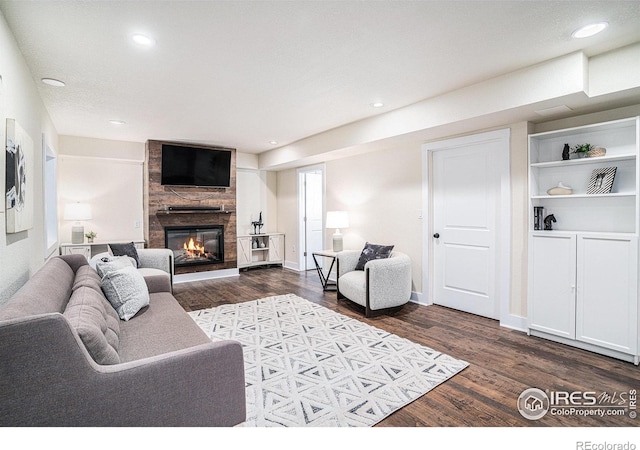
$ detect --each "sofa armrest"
[336,250,361,277]
[366,252,412,309]
[0,314,245,426]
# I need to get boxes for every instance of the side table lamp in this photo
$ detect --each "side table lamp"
[326,211,349,252]
[64,202,92,244]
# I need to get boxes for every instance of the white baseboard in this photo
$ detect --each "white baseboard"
[409,291,428,306]
[174,268,239,284]
[499,314,527,332]
[283,260,300,271]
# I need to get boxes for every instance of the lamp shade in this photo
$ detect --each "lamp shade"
[64,202,92,221]
[326,211,349,229]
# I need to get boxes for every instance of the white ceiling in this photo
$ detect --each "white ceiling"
[1,1,640,154]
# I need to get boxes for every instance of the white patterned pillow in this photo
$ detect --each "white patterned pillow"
[101,266,150,321]
[95,255,136,278]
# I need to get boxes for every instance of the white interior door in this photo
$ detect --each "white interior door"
[298,166,324,271]
[431,136,503,319]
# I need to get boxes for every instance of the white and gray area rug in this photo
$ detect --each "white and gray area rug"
[189,294,468,427]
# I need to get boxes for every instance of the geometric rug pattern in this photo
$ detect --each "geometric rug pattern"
[189,294,469,427]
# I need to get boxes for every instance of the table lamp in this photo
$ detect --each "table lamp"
[64,202,92,244]
[326,211,349,252]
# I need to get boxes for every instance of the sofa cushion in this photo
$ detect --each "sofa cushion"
[101,266,150,321]
[338,270,367,307]
[95,255,136,278]
[355,242,394,271]
[118,292,210,362]
[72,265,103,295]
[63,286,120,365]
[109,242,140,268]
[137,268,172,293]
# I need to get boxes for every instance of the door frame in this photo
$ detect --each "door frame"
[297,164,326,271]
[421,129,513,326]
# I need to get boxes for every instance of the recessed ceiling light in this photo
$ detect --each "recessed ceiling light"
[131,33,156,47]
[109,120,126,125]
[571,22,608,39]
[269,141,279,145]
[371,102,385,108]
[41,78,65,87]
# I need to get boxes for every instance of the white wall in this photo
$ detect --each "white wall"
[57,136,145,244]
[0,11,58,305]
[57,136,279,246]
[277,122,532,318]
[236,169,277,236]
[278,142,423,290]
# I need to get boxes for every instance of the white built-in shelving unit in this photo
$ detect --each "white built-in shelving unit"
[527,116,639,364]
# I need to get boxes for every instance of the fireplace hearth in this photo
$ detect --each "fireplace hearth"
[165,226,224,267]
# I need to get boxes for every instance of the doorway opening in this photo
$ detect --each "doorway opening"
[297,165,325,271]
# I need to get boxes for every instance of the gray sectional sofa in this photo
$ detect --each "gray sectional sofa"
[0,253,246,426]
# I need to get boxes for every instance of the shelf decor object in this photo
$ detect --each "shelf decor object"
[546,182,573,195]
[587,146,606,158]
[572,143,594,159]
[586,167,616,194]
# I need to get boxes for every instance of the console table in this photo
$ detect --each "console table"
[60,240,145,260]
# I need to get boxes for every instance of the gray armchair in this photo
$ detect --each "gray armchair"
[90,248,174,292]
[336,250,412,317]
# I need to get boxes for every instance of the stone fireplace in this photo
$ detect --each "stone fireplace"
[165,225,224,267]
[144,140,238,274]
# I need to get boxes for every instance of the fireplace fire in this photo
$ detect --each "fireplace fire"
[165,226,224,267]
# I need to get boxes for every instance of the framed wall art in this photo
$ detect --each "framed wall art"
[5,118,34,233]
[586,166,617,195]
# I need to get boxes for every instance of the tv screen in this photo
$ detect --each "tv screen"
[161,144,232,188]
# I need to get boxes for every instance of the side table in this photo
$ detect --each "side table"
[312,249,338,291]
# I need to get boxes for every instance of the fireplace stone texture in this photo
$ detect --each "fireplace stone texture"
[144,140,238,273]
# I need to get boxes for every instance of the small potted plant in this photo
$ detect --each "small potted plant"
[572,143,593,158]
[85,231,97,243]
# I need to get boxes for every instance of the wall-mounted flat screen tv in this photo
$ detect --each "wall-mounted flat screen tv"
[161,144,232,188]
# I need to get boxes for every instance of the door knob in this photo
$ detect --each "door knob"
[433,233,440,239]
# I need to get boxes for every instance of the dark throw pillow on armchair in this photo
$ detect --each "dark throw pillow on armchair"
[109,242,141,268]
[355,242,394,271]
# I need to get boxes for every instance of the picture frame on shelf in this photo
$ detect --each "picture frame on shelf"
[586,166,617,194]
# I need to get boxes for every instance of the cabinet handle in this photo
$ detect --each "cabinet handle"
[433,233,440,239]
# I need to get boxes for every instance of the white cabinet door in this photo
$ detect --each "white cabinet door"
[268,235,283,262]
[528,233,577,339]
[237,237,252,267]
[576,234,638,354]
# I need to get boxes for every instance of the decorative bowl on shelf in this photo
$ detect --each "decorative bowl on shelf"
[547,182,573,195]
[587,146,606,158]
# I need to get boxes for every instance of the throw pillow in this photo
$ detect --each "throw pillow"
[355,242,395,271]
[101,266,150,321]
[109,242,140,268]
[95,255,136,279]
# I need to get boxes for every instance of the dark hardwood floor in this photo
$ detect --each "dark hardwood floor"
[173,266,639,427]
